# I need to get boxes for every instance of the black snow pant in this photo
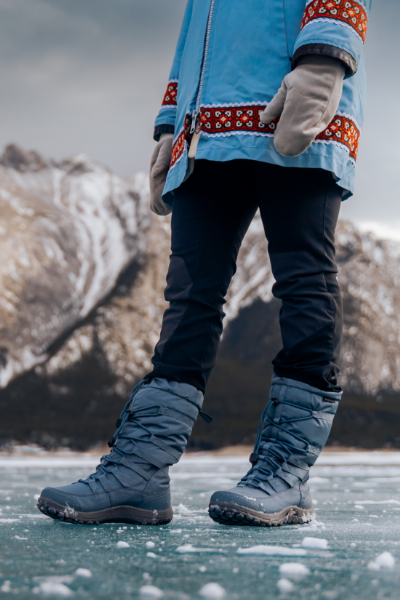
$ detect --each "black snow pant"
[148,160,343,394]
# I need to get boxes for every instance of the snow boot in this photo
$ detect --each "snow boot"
[38,378,205,525]
[209,377,341,527]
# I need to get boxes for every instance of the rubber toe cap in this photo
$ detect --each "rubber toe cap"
[209,489,263,512]
[40,487,81,511]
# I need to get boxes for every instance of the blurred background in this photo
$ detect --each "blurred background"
[1,0,400,451]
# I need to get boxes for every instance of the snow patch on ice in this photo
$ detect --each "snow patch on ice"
[146,552,157,559]
[237,546,307,557]
[116,541,130,549]
[0,518,19,523]
[277,578,295,592]
[146,541,155,549]
[301,520,326,531]
[279,563,310,577]
[301,537,328,549]
[1,581,11,593]
[368,552,395,570]
[175,503,193,514]
[75,568,92,578]
[139,585,164,598]
[176,544,215,554]
[33,581,73,596]
[199,583,226,599]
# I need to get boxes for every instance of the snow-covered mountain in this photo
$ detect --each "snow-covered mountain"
[1,145,400,448]
[0,145,150,388]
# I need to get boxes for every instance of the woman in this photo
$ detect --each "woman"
[38,0,371,527]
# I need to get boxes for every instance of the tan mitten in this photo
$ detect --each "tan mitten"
[149,133,174,215]
[260,55,345,157]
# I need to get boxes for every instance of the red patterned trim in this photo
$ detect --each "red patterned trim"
[170,106,360,169]
[301,0,368,43]
[316,114,360,161]
[198,105,278,135]
[162,81,178,107]
[170,130,186,168]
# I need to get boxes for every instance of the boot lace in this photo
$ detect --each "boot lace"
[240,398,319,491]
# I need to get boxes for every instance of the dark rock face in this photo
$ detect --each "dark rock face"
[1,145,400,450]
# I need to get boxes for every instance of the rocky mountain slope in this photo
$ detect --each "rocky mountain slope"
[1,145,400,449]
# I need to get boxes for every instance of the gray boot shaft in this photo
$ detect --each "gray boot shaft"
[242,377,341,493]
[108,377,204,492]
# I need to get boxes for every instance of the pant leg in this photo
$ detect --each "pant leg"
[255,164,343,392]
[148,160,258,393]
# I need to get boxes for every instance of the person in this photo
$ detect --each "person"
[38,0,371,527]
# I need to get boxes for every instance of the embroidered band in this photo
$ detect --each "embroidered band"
[198,105,278,135]
[170,129,186,168]
[301,0,368,43]
[316,114,360,161]
[170,105,360,169]
[162,81,178,107]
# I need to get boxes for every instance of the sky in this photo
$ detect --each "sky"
[0,0,398,237]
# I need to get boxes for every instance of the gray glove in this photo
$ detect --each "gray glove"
[149,133,174,216]
[260,55,345,157]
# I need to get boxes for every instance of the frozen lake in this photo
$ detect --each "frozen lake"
[1,451,400,599]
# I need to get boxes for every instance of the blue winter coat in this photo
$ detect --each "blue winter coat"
[154,0,371,203]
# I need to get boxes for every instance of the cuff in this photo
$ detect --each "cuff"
[292,43,357,77]
[153,124,175,142]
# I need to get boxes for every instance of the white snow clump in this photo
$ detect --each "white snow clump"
[1,582,11,593]
[301,537,328,549]
[146,541,156,549]
[176,503,192,513]
[75,568,92,578]
[34,581,73,596]
[199,583,226,599]
[368,552,395,570]
[139,585,164,598]
[279,563,310,578]
[116,541,130,548]
[147,552,157,558]
[237,545,307,557]
[277,578,295,592]
[176,544,214,553]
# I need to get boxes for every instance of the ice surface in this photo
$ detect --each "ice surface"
[279,563,310,577]
[301,537,328,549]
[1,452,400,600]
[353,499,400,505]
[237,545,307,556]
[199,583,226,599]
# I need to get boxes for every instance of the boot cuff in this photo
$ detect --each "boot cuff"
[148,378,204,409]
[271,376,342,403]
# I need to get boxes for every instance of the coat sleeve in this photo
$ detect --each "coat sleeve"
[292,0,371,77]
[153,0,194,141]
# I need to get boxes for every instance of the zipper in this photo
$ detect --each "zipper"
[190,0,216,135]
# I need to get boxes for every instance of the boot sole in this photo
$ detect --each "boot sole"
[208,501,315,527]
[37,497,173,526]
